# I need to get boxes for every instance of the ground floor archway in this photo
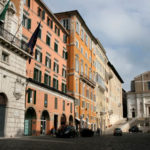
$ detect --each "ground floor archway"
[61,114,66,125]
[0,93,8,137]
[69,115,73,125]
[40,110,50,135]
[25,107,37,136]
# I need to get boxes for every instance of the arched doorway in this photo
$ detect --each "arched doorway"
[132,108,135,118]
[0,93,8,137]
[61,114,66,125]
[25,107,37,136]
[69,115,73,125]
[41,110,50,135]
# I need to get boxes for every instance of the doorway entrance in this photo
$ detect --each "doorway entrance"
[0,93,7,137]
[40,110,50,135]
[54,115,58,130]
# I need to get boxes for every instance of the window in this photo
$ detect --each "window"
[82,101,85,108]
[45,56,51,68]
[38,28,42,39]
[46,35,51,46]
[75,56,79,72]
[62,68,66,78]
[76,79,78,93]
[63,100,65,111]
[86,89,89,98]
[85,34,88,46]
[85,64,87,75]
[89,39,92,50]
[54,42,58,53]
[42,10,45,20]
[28,89,36,104]
[148,82,150,90]
[62,49,67,60]
[53,78,58,89]
[35,49,42,63]
[44,74,51,86]
[54,97,58,109]
[81,47,83,54]
[63,34,67,43]
[89,56,91,63]
[81,29,84,40]
[89,69,92,79]
[2,51,9,63]
[82,84,85,96]
[81,60,83,74]
[47,17,50,26]
[51,20,53,29]
[75,40,79,48]
[33,68,41,82]
[85,51,88,59]
[62,19,69,30]
[53,61,59,73]
[38,7,41,17]
[90,92,93,101]
[62,83,67,93]
[70,103,72,113]
[22,15,31,30]
[55,25,60,36]
[44,94,48,107]
[76,21,80,34]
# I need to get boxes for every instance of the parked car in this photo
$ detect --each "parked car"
[56,125,77,138]
[80,128,94,137]
[113,128,123,136]
[129,126,142,133]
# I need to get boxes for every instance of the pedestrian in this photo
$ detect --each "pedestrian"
[97,128,100,136]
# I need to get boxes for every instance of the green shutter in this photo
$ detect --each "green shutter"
[42,10,45,20]
[28,88,31,103]
[44,74,46,84]
[49,76,51,86]
[51,20,53,29]
[65,52,68,60]
[45,56,47,66]
[53,78,55,88]
[34,90,36,104]
[35,49,37,60]
[27,18,31,30]
[39,71,41,82]
[34,68,36,80]
[49,59,51,68]
[57,80,58,90]
[58,29,60,36]
[57,65,59,73]
[40,52,42,63]
[28,0,30,8]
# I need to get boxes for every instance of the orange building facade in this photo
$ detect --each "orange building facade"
[55,11,97,130]
[23,0,74,136]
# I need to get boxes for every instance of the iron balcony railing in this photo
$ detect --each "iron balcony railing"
[0,26,28,52]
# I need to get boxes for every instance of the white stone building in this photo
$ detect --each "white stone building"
[127,71,150,119]
[0,0,30,137]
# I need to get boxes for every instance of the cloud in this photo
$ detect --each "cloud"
[43,0,150,91]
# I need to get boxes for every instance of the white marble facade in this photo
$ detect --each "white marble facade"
[0,0,30,137]
[127,93,150,119]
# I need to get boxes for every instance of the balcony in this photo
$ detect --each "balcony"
[80,72,96,88]
[0,26,31,58]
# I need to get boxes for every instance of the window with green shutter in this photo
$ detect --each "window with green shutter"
[51,20,53,29]
[27,18,31,30]
[42,10,45,20]
[54,97,57,109]
[46,35,50,46]
[54,42,58,53]
[27,0,30,8]
[28,88,31,103]
[49,76,51,86]
[40,53,42,63]
[58,29,60,36]
[34,91,36,104]
[38,28,41,39]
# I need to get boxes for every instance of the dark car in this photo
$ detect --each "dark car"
[80,128,94,137]
[113,128,122,136]
[56,125,77,138]
[129,126,142,133]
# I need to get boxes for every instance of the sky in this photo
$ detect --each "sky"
[43,0,150,91]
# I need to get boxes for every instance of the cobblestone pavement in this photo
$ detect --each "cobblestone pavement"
[0,133,150,150]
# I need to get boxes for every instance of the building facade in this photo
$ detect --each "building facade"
[23,0,74,136]
[127,71,150,119]
[0,0,31,137]
[55,10,97,131]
